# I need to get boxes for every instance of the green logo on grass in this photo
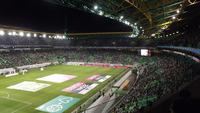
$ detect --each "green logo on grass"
[36,95,80,113]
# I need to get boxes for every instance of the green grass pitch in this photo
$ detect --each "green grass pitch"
[0,65,126,113]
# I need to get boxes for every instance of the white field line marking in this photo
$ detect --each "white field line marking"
[0,92,32,113]
[11,101,32,113]
[0,91,10,98]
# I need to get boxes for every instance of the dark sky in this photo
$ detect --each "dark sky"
[0,0,131,33]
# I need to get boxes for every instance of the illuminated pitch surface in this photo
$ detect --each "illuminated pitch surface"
[7,81,50,92]
[0,65,126,113]
[37,74,76,83]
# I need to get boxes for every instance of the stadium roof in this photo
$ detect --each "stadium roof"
[43,0,196,36]
[44,0,200,38]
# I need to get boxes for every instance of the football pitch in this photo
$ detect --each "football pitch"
[0,65,126,113]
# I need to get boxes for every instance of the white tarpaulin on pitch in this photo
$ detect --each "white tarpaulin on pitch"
[7,81,51,92]
[37,74,76,83]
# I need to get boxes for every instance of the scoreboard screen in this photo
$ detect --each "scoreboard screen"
[141,49,150,56]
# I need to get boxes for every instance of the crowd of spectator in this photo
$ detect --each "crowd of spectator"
[111,53,199,113]
[0,49,138,69]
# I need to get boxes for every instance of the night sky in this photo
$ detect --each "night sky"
[0,0,131,33]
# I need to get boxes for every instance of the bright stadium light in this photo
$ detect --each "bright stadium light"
[130,24,134,27]
[172,16,176,20]
[8,32,13,36]
[99,11,103,15]
[33,33,37,37]
[26,33,31,37]
[19,31,24,37]
[120,16,124,20]
[94,5,98,10]
[42,34,46,38]
[134,23,137,25]
[176,9,180,14]
[56,35,63,39]
[55,35,58,39]
[151,33,155,37]
[0,30,5,36]
[124,20,130,25]
[12,31,17,36]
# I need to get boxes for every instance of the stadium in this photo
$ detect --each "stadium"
[0,0,200,113]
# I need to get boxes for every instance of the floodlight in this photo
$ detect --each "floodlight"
[42,34,46,38]
[26,33,31,37]
[0,30,5,36]
[8,32,13,36]
[19,32,24,37]
[99,11,103,15]
[176,10,180,14]
[151,34,155,37]
[124,21,130,25]
[12,31,17,36]
[94,5,98,10]
[34,33,37,37]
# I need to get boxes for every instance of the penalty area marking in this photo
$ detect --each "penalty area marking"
[0,91,32,113]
